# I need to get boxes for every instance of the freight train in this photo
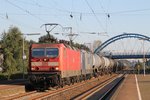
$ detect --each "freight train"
[28,42,123,90]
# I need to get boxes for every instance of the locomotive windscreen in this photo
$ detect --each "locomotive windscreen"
[32,48,58,57]
[46,48,58,57]
[32,48,45,57]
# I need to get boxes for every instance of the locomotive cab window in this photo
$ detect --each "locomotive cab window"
[46,48,58,57]
[32,48,45,57]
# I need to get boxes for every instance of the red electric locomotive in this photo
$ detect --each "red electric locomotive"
[28,43,81,90]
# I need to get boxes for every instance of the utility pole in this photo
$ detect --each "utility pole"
[22,33,40,79]
[41,23,64,43]
[63,27,78,45]
[143,39,145,76]
[139,38,150,76]
[22,36,25,79]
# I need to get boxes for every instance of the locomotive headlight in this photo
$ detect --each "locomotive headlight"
[44,58,47,62]
[31,67,35,71]
[55,67,59,70]
[31,67,39,71]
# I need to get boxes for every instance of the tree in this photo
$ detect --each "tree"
[4,49,16,79]
[0,26,26,79]
[38,33,90,51]
[39,34,58,43]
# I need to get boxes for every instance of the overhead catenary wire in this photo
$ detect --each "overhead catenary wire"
[5,0,46,23]
[1,3,150,17]
[97,0,111,18]
[0,2,42,32]
[6,0,150,16]
[27,0,150,15]
[111,8,150,14]
[2,1,150,35]
[131,39,139,55]
[84,0,106,32]
[27,0,72,26]
[0,14,43,32]
[97,0,112,34]
[14,0,150,15]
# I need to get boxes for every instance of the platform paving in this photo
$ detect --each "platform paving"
[111,74,139,100]
[0,83,25,98]
[137,74,150,100]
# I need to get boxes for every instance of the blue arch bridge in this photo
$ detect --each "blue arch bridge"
[94,33,150,59]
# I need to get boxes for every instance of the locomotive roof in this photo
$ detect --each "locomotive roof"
[31,43,80,51]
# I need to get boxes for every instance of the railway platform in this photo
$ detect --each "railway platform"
[137,74,150,100]
[111,74,139,100]
[112,74,150,100]
[0,80,26,98]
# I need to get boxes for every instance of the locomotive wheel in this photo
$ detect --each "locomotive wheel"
[60,79,65,88]
[58,78,64,88]
[71,77,75,84]
[25,83,35,91]
[83,75,86,81]
[77,76,80,82]
[66,78,71,85]
[79,76,82,82]
[56,75,62,88]
[75,76,78,83]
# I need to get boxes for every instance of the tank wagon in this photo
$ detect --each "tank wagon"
[28,43,122,90]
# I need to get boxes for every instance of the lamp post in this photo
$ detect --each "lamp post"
[143,39,145,76]
[138,39,145,76]
[22,33,40,79]
[139,38,150,76]
[22,36,25,79]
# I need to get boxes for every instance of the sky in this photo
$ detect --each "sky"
[1,0,150,53]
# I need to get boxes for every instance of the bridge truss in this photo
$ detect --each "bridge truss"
[94,33,150,54]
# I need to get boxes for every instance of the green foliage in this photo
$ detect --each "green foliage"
[38,33,90,51]
[5,52,17,79]
[39,34,58,43]
[73,42,90,51]
[0,26,29,79]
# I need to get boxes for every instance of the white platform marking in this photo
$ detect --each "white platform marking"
[135,74,142,100]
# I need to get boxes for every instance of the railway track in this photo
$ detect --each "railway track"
[1,74,123,100]
[31,74,119,100]
[74,74,125,100]
[98,74,125,100]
